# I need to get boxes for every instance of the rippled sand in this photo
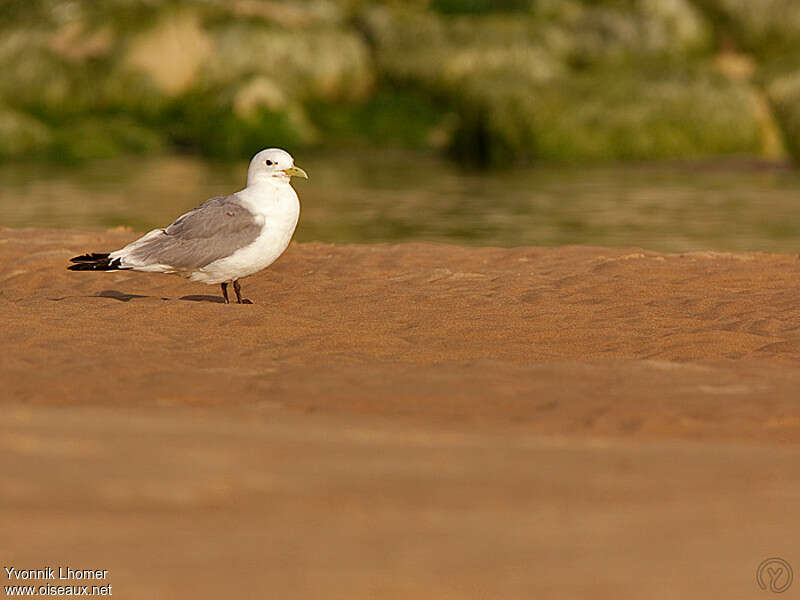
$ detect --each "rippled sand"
[2,227,799,598]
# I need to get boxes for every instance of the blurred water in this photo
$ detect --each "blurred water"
[2,150,800,253]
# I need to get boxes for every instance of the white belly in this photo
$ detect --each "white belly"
[190,183,300,285]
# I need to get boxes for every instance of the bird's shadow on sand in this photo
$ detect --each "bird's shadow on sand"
[96,290,152,302]
[49,290,226,304]
[98,290,225,303]
[179,294,226,304]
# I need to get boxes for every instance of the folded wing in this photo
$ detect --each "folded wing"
[112,195,263,271]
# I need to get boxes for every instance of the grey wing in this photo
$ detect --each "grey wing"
[123,196,262,270]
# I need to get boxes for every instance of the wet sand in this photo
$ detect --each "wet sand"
[2,227,799,598]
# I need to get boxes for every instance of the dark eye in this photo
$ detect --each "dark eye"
[266,160,273,166]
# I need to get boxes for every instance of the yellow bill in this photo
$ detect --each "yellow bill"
[284,165,308,179]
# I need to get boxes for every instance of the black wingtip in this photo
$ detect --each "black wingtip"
[70,252,110,263]
[67,253,124,271]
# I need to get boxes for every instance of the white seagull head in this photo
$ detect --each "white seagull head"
[247,148,308,186]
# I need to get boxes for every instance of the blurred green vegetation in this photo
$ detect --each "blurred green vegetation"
[0,0,795,165]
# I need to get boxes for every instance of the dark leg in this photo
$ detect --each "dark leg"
[233,280,252,304]
[220,282,230,304]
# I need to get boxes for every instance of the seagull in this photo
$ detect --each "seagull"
[68,148,308,304]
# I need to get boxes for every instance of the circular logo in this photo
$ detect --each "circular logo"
[757,558,793,593]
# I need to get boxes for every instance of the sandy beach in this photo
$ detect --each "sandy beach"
[2,226,799,598]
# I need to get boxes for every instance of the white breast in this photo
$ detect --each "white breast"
[190,181,300,284]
